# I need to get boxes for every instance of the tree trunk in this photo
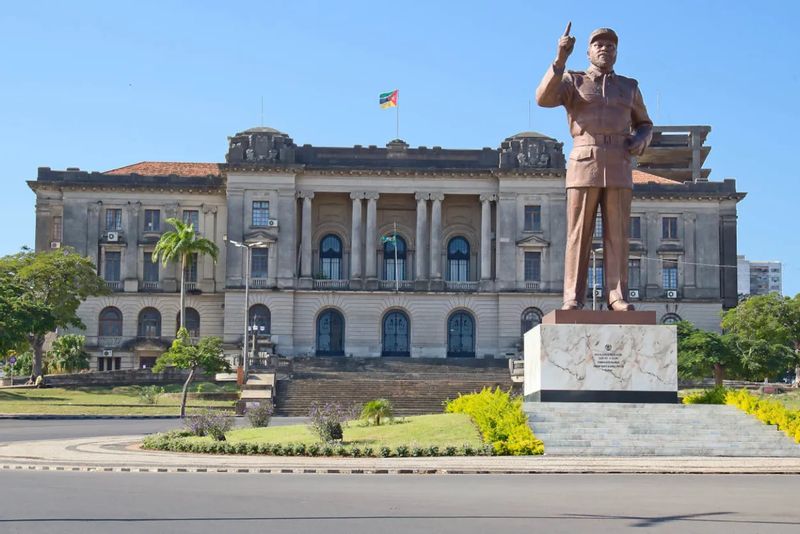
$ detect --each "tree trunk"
[179,255,186,331]
[713,363,725,387]
[180,367,196,418]
[31,335,45,378]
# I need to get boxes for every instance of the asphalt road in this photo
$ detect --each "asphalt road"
[0,417,308,442]
[0,472,798,533]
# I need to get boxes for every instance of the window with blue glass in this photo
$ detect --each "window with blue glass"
[182,210,199,230]
[383,236,406,280]
[447,237,469,281]
[320,234,342,279]
[251,248,268,278]
[524,252,541,281]
[252,201,270,227]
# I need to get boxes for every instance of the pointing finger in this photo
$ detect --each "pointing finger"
[563,21,572,36]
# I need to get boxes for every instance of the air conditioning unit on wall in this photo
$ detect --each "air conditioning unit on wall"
[50,241,61,249]
[102,349,113,357]
[267,219,279,228]
[666,290,678,299]
[628,289,640,299]
[106,231,119,242]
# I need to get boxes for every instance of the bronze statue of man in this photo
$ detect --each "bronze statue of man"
[536,24,653,311]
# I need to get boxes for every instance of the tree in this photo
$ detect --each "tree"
[360,398,394,426]
[721,293,800,382]
[152,329,230,417]
[48,334,90,373]
[0,249,108,377]
[152,218,219,332]
[676,321,738,386]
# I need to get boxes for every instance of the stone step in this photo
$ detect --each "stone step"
[544,447,800,457]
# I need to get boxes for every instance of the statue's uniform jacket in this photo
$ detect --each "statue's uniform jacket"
[536,64,653,188]
[536,62,653,308]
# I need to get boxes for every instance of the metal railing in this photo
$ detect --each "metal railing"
[445,281,479,292]
[378,280,414,290]
[184,282,198,291]
[85,336,124,348]
[313,279,350,290]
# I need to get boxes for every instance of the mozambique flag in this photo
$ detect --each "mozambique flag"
[379,89,398,109]
[380,234,397,244]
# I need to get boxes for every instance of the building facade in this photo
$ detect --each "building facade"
[29,127,745,370]
[737,255,782,296]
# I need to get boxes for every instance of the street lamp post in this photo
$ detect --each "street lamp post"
[591,247,603,311]
[228,240,263,379]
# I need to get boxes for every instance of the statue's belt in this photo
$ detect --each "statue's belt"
[573,133,628,147]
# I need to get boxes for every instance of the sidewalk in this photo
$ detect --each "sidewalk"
[3,435,800,475]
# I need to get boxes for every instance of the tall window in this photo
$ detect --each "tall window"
[177,308,200,337]
[137,308,161,338]
[252,201,270,227]
[521,307,543,335]
[144,209,160,232]
[524,251,541,282]
[143,252,159,283]
[629,258,641,290]
[182,209,199,230]
[382,311,410,357]
[588,264,604,290]
[98,307,123,337]
[593,213,603,239]
[662,216,678,239]
[630,216,641,239]
[52,216,63,241]
[447,237,469,281]
[662,259,678,289]
[104,251,121,281]
[383,236,406,281]
[317,309,345,356]
[105,208,122,231]
[186,253,198,283]
[251,248,269,278]
[320,234,342,279]
[248,304,271,335]
[447,311,475,358]
[524,205,542,232]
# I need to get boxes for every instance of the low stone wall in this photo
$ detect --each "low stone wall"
[43,368,213,388]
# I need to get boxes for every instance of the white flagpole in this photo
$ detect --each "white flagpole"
[394,221,399,291]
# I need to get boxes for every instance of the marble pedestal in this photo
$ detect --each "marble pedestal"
[524,311,677,403]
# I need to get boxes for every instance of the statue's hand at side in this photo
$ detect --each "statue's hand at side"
[555,22,576,69]
[626,136,648,156]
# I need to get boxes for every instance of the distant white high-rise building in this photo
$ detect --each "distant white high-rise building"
[738,255,782,296]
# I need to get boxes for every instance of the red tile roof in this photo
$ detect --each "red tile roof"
[632,169,679,185]
[104,162,222,177]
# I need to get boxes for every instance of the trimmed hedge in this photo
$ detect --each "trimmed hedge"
[725,389,800,444]
[141,430,492,457]
[682,387,729,405]
[445,387,544,455]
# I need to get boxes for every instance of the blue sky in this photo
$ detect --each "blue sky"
[1,0,798,295]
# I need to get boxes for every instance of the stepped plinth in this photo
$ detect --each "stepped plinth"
[524,310,678,403]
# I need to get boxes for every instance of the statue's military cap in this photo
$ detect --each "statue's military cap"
[589,28,618,45]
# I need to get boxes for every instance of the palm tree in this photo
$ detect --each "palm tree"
[152,218,219,331]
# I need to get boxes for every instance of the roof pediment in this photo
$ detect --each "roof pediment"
[516,234,550,247]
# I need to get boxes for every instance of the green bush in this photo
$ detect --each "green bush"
[726,389,800,443]
[360,398,394,426]
[137,385,165,405]
[682,386,729,405]
[445,387,544,455]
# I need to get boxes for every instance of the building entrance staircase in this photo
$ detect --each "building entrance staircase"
[525,402,800,457]
[273,357,514,416]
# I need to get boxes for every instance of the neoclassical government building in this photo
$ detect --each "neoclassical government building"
[29,126,744,370]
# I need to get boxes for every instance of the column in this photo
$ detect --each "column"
[683,213,696,290]
[429,193,444,280]
[414,193,429,281]
[87,202,102,268]
[350,192,364,280]
[365,192,379,280]
[123,201,141,292]
[479,194,495,281]
[201,204,218,292]
[644,212,660,297]
[298,191,314,279]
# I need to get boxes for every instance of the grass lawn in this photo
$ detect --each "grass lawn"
[183,413,483,449]
[0,382,236,415]
[759,389,800,410]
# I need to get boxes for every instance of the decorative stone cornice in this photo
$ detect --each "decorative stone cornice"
[296,190,315,199]
[479,193,498,202]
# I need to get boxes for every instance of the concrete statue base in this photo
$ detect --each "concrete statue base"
[524,310,677,403]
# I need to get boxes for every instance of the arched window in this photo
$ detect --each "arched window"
[521,307,543,336]
[382,310,410,357]
[447,237,470,281]
[138,307,161,338]
[98,307,122,337]
[383,235,407,281]
[320,234,343,280]
[176,307,200,338]
[447,311,475,358]
[248,304,271,336]
[316,309,345,356]
[661,313,682,325]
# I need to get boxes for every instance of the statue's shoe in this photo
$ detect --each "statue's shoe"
[561,301,583,310]
[608,300,635,311]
